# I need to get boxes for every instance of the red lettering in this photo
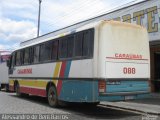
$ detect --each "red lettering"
[114,53,143,60]
[115,53,119,58]
[17,68,32,74]
[123,67,136,74]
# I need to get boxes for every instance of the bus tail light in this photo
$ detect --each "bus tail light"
[98,80,106,93]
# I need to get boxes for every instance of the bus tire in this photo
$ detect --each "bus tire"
[47,86,59,107]
[15,82,21,96]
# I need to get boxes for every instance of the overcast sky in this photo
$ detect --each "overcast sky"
[0,0,144,50]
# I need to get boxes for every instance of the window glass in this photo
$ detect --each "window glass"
[51,40,58,60]
[59,38,67,59]
[82,30,94,57]
[44,42,52,61]
[11,53,15,67]
[83,31,90,57]
[33,45,40,63]
[20,49,24,65]
[75,33,83,57]
[67,36,74,58]
[12,29,94,65]
[16,51,21,66]
[29,47,34,63]
[90,29,94,57]
[24,48,29,64]
[39,44,45,62]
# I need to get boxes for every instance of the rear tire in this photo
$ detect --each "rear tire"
[47,86,59,107]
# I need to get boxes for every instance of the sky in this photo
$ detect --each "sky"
[0,0,144,50]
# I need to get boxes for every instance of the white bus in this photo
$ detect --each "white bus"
[8,20,150,107]
[0,51,11,91]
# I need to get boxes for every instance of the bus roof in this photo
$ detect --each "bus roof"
[14,20,102,51]
[14,20,145,52]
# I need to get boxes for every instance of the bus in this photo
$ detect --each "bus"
[0,51,11,91]
[8,20,150,107]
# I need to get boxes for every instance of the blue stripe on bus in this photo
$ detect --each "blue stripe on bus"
[59,80,99,102]
[106,81,149,93]
[64,61,72,77]
[59,61,71,100]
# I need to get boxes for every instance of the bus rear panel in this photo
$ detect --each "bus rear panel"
[97,21,150,101]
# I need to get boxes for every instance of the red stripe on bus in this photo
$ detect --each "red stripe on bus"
[20,87,46,97]
[57,62,67,96]
[106,57,148,61]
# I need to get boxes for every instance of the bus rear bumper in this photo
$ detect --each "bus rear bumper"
[98,91,150,101]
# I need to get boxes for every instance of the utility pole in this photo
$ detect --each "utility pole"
[37,0,42,37]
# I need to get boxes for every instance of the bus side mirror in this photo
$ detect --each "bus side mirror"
[6,60,10,67]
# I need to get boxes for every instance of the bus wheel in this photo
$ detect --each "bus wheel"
[47,86,59,107]
[15,82,21,96]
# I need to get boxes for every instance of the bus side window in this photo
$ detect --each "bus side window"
[51,40,58,60]
[29,47,34,64]
[67,35,74,58]
[20,49,24,65]
[75,32,83,57]
[15,51,21,66]
[34,45,40,63]
[39,44,45,62]
[59,38,67,59]
[82,30,94,57]
[11,53,15,67]
[44,42,52,61]
[24,48,30,64]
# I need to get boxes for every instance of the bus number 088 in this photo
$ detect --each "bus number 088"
[123,67,136,74]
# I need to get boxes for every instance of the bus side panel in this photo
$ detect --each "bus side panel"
[19,79,47,97]
[58,80,99,102]
[9,79,48,97]
[9,59,95,99]
[9,78,99,102]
